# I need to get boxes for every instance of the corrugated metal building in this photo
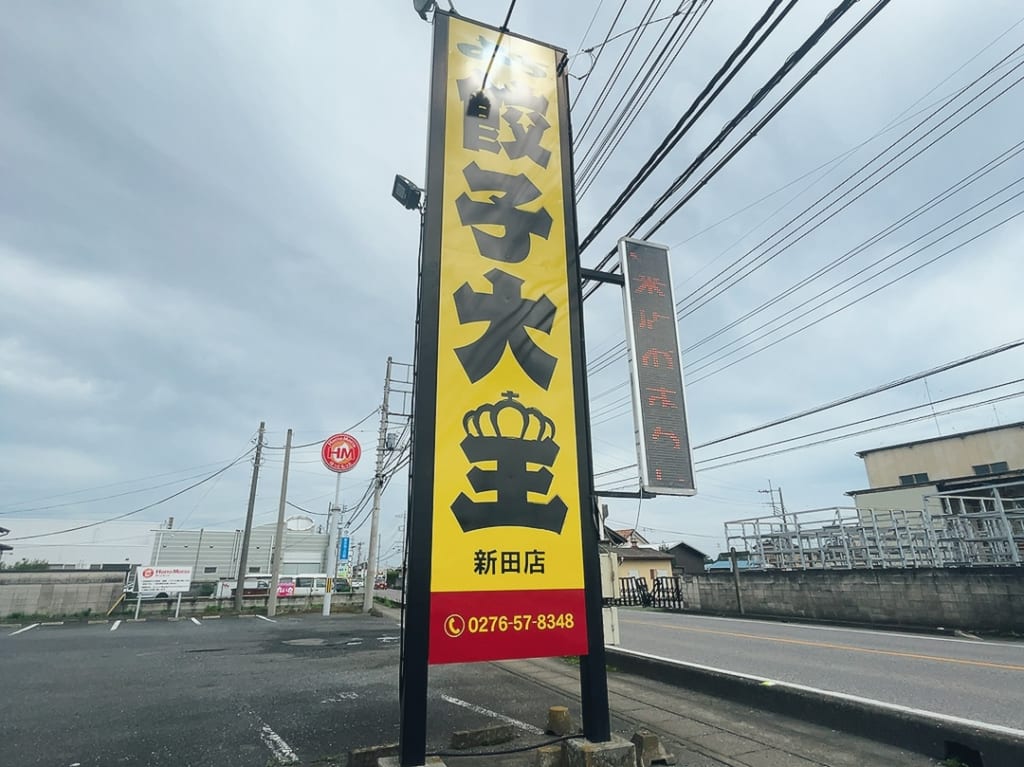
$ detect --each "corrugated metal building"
[149,522,329,582]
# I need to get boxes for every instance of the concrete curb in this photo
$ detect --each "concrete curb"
[606,646,1024,767]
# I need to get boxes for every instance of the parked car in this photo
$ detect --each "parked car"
[350,579,364,590]
[333,578,352,593]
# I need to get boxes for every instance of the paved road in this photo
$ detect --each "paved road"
[617,610,1024,731]
[0,614,594,767]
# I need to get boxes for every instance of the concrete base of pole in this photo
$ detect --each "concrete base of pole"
[564,735,637,767]
[378,755,446,767]
[546,705,576,736]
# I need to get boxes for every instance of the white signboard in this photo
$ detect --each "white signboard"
[137,565,192,595]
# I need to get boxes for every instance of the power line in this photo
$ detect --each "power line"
[697,389,1024,471]
[571,0,631,112]
[5,446,256,542]
[696,338,1024,449]
[263,408,380,450]
[578,0,793,245]
[685,174,1024,376]
[584,0,882,282]
[576,0,711,198]
[698,378,1024,464]
[687,203,1024,383]
[672,46,1024,322]
[683,139,1024,358]
[583,47,1024,389]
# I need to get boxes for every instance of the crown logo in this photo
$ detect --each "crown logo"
[451,391,567,534]
[462,390,556,441]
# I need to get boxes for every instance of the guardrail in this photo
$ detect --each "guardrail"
[111,592,365,618]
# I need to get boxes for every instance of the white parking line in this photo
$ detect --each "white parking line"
[253,715,299,764]
[440,694,545,735]
[190,617,202,626]
[8,623,40,636]
[256,615,276,623]
[110,620,122,632]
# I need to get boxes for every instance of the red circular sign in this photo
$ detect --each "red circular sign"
[321,433,362,473]
[142,568,154,578]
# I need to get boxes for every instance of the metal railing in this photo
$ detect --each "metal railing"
[723,479,1024,570]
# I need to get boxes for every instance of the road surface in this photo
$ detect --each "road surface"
[617,609,1024,731]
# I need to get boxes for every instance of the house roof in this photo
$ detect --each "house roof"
[667,541,708,559]
[846,468,1024,497]
[612,545,671,560]
[613,528,650,544]
[854,420,1024,457]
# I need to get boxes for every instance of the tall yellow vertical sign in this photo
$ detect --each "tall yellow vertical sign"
[421,13,589,664]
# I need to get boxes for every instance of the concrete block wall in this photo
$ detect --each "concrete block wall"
[0,571,125,619]
[695,567,1024,633]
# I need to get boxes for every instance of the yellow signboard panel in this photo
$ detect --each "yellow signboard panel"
[424,13,588,664]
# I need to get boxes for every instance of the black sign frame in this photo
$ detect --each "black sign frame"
[619,237,696,496]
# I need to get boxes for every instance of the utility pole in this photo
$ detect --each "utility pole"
[322,490,341,616]
[364,356,392,612]
[234,421,265,611]
[267,428,293,618]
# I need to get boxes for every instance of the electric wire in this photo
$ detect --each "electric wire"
[697,338,1024,449]
[687,203,1024,383]
[582,0,873,280]
[672,44,1024,322]
[571,0,632,112]
[697,389,1024,471]
[683,138,1024,359]
[5,446,257,542]
[583,48,1024,389]
[575,0,711,198]
[578,0,793,243]
[574,0,661,149]
[684,173,1024,375]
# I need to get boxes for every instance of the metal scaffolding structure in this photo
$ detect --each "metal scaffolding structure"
[723,480,1024,570]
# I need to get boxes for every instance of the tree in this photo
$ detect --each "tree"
[3,558,50,572]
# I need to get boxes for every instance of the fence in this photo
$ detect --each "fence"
[610,576,686,610]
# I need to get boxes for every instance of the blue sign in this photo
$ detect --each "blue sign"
[339,536,350,562]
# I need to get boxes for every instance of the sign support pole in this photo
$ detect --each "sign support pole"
[323,474,341,616]
[268,428,293,617]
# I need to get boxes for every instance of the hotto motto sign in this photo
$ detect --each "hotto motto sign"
[321,433,362,473]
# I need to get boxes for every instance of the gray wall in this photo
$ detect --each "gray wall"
[151,526,328,581]
[690,567,1024,633]
[0,570,126,619]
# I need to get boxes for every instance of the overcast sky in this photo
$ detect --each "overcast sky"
[2,1,1023,567]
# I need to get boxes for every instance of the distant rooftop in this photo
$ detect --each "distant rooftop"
[855,420,1024,458]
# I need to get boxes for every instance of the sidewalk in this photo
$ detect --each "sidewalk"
[368,604,939,767]
[492,656,938,767]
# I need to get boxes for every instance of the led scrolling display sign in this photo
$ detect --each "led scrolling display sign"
[417,13,592,666]
[619,238,696,496]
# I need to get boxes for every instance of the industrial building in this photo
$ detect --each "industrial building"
[149,519,332,582]
[724,422,1024,569]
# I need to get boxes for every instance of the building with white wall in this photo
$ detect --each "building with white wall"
[150,520,329,582]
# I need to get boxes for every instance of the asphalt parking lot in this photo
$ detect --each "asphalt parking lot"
[0,613,592,767]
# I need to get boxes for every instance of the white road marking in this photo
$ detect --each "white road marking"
[9,623,39,636]
[614,647,1024,740]
[190,617,202,626]
[110,620,122,632]
[640,613,1024,648]
[255,718,299,764]
[321,692,360,703]
[440,694,545,735]
[256,615,277,623]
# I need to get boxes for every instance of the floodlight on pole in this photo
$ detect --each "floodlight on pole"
[392,175,424,211]
[413,0,436,21]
